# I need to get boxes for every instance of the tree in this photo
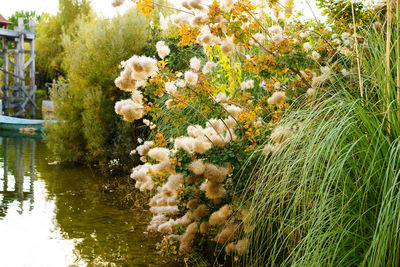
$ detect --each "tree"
[7,11,41,30]
[35,0,92,87]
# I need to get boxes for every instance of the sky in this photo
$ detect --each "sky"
[1,0,323,20]
[1,0,128,18]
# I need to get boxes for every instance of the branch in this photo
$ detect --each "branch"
[164,91,225,141]
[157,110,216,146]
[251,36,312,88]
[150,1,194,15]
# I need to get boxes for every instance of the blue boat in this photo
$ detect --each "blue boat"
[0,115,44,133]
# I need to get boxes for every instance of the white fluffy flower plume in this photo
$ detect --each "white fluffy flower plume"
[156,41,170,59]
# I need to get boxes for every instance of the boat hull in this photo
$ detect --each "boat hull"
[0,115,44,134]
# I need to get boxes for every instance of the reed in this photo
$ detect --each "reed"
[240,6,400,266]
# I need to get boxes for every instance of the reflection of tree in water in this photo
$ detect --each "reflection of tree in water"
[34,141,171,266]
[0,136,36,218]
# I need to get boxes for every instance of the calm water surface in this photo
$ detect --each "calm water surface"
[0,134,170,267]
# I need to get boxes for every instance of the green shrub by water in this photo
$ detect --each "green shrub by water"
[45,8,149,172]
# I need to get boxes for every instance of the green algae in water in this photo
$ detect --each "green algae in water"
[0,135,172,266]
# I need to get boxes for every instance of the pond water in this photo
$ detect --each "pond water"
[0,134,171,267]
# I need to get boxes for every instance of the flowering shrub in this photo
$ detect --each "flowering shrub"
[111,0,364,261]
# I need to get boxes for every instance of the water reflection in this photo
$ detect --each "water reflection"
[0,137,36,217]
[0,135,170,267]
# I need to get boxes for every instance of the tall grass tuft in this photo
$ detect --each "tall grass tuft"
[240,9,400,266]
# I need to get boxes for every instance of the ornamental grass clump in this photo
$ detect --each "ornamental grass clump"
[239,3,400,266]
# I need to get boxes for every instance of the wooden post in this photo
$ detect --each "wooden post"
[13,23,20,115]
[16,18,25,117]
[2,37,9,115]
[29,20,36,118]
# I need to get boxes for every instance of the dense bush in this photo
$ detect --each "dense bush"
[114,0,338,263]
[45,79,86,161]
[110,0,400,265]
[34,89,47,119]
[45,8,149,172]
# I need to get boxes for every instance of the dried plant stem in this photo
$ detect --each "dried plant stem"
[164,91,224,140]
[150,1,194,15]
[223,100,263,121]
[307,30,335,51]
[351,1,364,99]
[386,0,392,102]
[157,110,216,146]
[397,0,400,110]
[186,84,234,141]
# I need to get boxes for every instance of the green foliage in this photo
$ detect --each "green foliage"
[61,8,148,91]
[81,88,109,161]
[45,79,86,162]
[58,0,91,27]
[316,0,374,29]
[7,11,41,30]
[141,35,204,73]
[46,8,150,173]
[35,0,92,86]
[35,89,47,119]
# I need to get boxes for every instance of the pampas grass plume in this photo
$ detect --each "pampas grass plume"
[179,222,198,252]
[112,0,124,7]
[225,239,249,256]
[115,68,136,92]
[204,180,227,199]
[204,163,231,182]
[270,125,293,144]
[214,222,236,244]
[267,91,287,105]
[184,71,198,85]
[187,125,204,138]
[187,199,201,209]
[200,221,209,234]
[194,137,213,154]
[156,41,170,59]
[202,61,217,74]
[220,0,234,12]
[185,175,205,184]
[190,57,202,71]
[148,147,170,162]
[191,204,210,219]
[189,160,205,175]
[209,204,232,225]
[221,37,235,55]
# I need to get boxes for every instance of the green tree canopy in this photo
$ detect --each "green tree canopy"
[7,11,41,30]
[35,0,92,86]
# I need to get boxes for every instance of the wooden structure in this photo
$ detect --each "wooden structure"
[0,16,36,118]
[0,14,11,29]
